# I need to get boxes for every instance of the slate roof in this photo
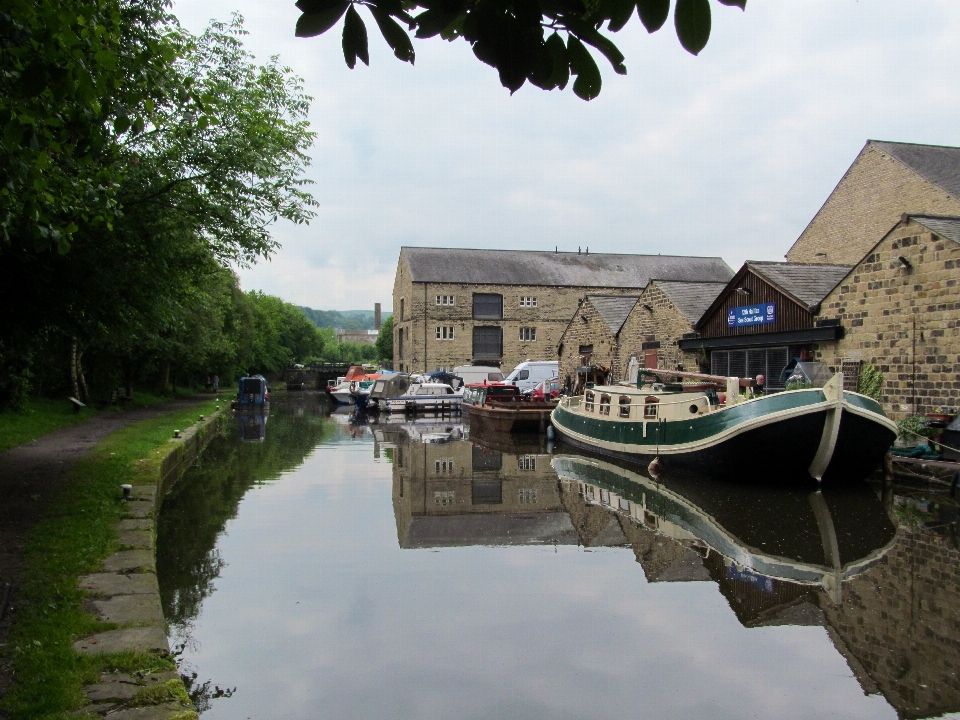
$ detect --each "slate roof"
[872,141,960,199]
[909,214,960,245]
[747,261,854,310]
[652,281,728,324]
[586,295,640,335]
[401,247,734,288]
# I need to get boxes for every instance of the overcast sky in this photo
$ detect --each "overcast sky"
[174,0,960,311]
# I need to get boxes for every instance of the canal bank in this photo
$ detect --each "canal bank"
[0,397,221,720]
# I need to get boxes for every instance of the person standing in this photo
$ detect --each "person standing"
[212,374,219,392]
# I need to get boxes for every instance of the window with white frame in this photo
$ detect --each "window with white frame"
[518,455,537,471]
[518,327,536,342]
[519,296,538,307]
[435,458,454,473]
[434,490,455,506]
[435,326,455,340]
[518,488,538,504]
[435,295,455,306]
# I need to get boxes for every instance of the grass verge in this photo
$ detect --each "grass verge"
[0,398,220,719]
[0,389,216,455]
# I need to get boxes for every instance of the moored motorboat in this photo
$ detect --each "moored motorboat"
[550,367,897,482]
[232,374,270,411]
[382,382,463,413]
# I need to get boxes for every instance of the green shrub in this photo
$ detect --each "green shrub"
[897,415,937,441]
[857,364,884,401]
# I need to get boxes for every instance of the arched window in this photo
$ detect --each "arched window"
[599,394,611,415]
[644,396,659,419]
[619,396,632,418]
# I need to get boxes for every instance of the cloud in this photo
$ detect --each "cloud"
[174,0,960,309]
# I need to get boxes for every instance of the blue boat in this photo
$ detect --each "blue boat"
[236,375,269,409]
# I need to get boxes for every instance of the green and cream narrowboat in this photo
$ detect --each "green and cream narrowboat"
[550,369,897,482]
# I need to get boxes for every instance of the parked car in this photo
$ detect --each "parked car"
[525,377,560,402]
[452,365,505,385]
[504,360,558,393]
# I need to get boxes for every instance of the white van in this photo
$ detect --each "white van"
[504,360,558,393]
[453,365,505,385]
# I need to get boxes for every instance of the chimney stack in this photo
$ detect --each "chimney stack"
[374,303,382,331]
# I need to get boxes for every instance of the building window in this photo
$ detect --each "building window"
[436,295,455,306]
[644,396,659,419]
[473,293,503,319]
[473,326,503,360]
[578,344,593,355]
[435,458,454,473]
[399,298,405,321]
[435,326,455,340]
[434,490,455,506]
[518,327,537,342]
[599,394,611,415]
[518,455,537,471]
[519,296,538,307]
[619,396,632,418]
[585,391,595,412]
[518,488,538,504]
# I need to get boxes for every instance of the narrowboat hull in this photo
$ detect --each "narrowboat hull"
[550,379,896,482]
[468,402,555,434]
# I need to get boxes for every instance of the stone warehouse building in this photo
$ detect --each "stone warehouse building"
[391,247,733,374]
[812,214,960,419]
[556,281,727,389]
[788,140,960,265]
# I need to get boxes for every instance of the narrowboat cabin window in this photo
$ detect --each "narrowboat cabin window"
[619,396,632,418]
[644,396,659,418]
[585,391,595,412]
[599,394,611,415]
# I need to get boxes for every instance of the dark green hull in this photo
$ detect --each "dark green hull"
[551,389,896,482]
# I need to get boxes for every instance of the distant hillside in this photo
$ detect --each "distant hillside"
[298,307,393,331]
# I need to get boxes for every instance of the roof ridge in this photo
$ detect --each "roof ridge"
[870,139,960,151]
[746,260,854,268]
[400,246,728,260]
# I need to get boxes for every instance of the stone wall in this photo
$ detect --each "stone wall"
[392,256,639,374]
[620,283,702,374]
[787,143,960,265]
[557,298,620,388]
[813,219,960,419]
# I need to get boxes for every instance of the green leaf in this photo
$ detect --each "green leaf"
[113,115,130,134]
[567,36,601,101]
[566,20,626,74]
[342,5,370,68]
[636,0,669,33]
[371,8,415,63]
[295,3,349,37]
[717,0,746,8]
[545,32,569,90]
[606,0,636,33]
[675,0,711,55]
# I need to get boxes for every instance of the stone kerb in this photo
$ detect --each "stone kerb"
[71,408,225,718]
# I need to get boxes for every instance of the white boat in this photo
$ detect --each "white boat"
[330,379,375,406]
[382,382,463,414]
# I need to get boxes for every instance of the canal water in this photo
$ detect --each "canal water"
[157,396,960,719]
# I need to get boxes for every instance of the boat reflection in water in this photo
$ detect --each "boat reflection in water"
[237,411,268,442]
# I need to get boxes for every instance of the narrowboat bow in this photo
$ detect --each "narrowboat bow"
[550,368,897,482]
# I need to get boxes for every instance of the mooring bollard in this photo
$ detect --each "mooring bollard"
[199,415,205,421]
[173,429,181,439]
[121,484,132,500]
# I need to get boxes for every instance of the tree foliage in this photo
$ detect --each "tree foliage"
[294,0,746,100]
[375,315,393,362]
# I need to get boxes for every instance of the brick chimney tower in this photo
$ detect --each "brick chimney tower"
[374,303,382,331]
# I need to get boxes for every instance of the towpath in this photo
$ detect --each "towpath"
[0,395,209,713]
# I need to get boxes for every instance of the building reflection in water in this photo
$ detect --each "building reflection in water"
[383,421,960,720]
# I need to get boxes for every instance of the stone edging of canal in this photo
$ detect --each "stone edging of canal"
[70,408,226,719]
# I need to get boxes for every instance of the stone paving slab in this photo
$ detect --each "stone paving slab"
[122,501,155,519]
[85,677,141,702]
[106,701,195,720]
[130,485,156,501]
[91,593,165,626]
[117,518,154,531]
[102,549,155,573]
[74,625,169,655]
[78,572,159,596]
[117,529,153,550]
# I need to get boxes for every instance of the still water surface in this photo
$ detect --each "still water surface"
[157,396,960,719]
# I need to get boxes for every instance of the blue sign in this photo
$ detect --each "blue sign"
[727,302,776,327]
